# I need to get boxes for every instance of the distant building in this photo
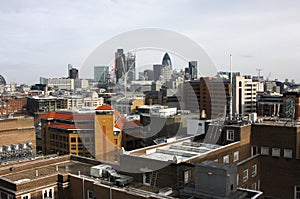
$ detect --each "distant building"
[0,75,6,86]
[144,69,154,80]
[153,64,163,81]
[94,66,109,82]
[0,96,27,116]
[162,53,172,70]
[183,77,230,119]
[126,52,136,83]
[256,93,283,117]
[185,61,197,80]
[40,77,75,90]
[233,75,258,116]
[115,49,126,83]
[0,116,36,161]
[68,64,79,79]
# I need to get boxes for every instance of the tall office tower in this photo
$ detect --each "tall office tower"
[153,64,163,81]
[126,52,136,83]
[115,49,126,83]
[94,66,109,83]
[162,53,172,69]
[189,61,197,80]
[68,64,79,79]
[144,69,154,80]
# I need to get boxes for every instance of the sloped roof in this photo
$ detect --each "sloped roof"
[95,104,114,111]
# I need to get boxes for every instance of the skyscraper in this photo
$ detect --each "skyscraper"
[68,64,79,79]
[115,49,126,83]
[189,61,197,80]
[162,53,172,69]
[126,52,136,83]
[94,66,109,83]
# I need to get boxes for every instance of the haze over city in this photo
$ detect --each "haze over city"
[1,0,300,84]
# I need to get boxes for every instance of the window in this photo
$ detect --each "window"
[226,130,234,141]
[184,170,191,184]
[21,193,31,199]
[284,149,293,158]
[251,182,257,190]
[143,173,151,186]
[42,187,54,199]
[233,151,239,162]
[71,137,76,142]
[252,164,257,177]
[71,144,76,150]
[87,190,94,199]
[272,148,280,157]
[8,195,14,199]
[243,169,248,182]
[251,146,257,156]
[223,155,229,163]
[295,186,300,199]
[261,147,269,155]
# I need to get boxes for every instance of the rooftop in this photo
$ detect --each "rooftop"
[127,137,223,164]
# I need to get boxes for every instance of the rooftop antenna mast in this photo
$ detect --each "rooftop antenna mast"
[256,68,262,82]
[229,54,233,120]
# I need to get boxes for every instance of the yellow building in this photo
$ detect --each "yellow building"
[94,104,122,162]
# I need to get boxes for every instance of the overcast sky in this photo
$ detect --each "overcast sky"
[0,0,300,84]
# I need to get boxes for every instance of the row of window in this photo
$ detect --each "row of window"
[17,187,54,199]
[242,164,257,183]
[261,147,293,158]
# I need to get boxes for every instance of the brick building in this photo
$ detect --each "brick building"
[0,154,262,199]
[183,77,230,119]
[0,96,27,116]
[40,104,124,162]
[251,121,300,198]
[0,116,36,162]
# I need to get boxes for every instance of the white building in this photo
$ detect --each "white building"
[233,75,258,116]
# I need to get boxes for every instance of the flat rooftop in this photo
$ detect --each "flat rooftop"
[0,155,97,183]
[128,137,222,163]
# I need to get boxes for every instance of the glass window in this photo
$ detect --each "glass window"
[226,130,234,141]
[233,151,239,162]
[295,186,300,199]
[284,149,292,158]
[272,148,280,157]
[261,147,269,155]
[252,164,257,177]
[243,169,248,182]
[71,137,76,142]
[88,190,94,199]
[71,144,77,150]
[42,187,54,199]
[21,193,31,199]
[251,182,257,190]
[223,155,229,163]
[184,170,191,184]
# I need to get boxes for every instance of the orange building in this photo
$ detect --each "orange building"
[40,104,125,162]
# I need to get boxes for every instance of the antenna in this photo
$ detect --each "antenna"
[229,54,233,120]
[256,68,262,82]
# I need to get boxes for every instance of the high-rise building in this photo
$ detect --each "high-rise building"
[232,75,258,116]
[115,49,126,83]
[126,52,136,83]
[68,64,79,79]
[162,53,172,69]
[144,69,154,80]
[189,61,197,80]
[94,66,109,83]
[153,64,163,81]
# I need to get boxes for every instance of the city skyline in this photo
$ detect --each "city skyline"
[1,0,300,84]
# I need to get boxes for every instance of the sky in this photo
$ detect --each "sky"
[0,0,300,85]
